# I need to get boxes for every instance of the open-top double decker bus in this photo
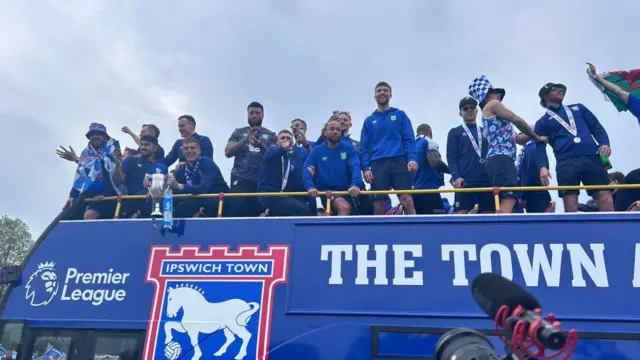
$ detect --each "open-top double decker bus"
[1,185,639,360]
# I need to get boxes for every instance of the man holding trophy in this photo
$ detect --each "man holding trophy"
[160,136,230,218]
[121,135,168,218]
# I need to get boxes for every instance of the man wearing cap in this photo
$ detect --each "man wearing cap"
[587,62,640,123]
[535,81,614,213]
[118,135,168,218]
[467,75,543,213]
[65,123,123,219]
[446,97,495,214]
[163,114,214,167]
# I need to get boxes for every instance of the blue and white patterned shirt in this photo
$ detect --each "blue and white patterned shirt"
[482,115,516,160]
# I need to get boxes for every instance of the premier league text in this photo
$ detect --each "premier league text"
[320,243,640,288]
[60,268,131,306]
[161,260,273,276]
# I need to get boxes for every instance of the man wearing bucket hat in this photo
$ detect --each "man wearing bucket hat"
[534,80,614,213]
[467,75,543,213]
[66,123,123,219]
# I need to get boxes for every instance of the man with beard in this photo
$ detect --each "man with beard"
[361,81,418,215]
[535,82,614,212]
[66,123,123,219]
[290,118,315,153]
[118,135,168,218]
[168,137,230,217]
[446,97,495,214]
[258,130,313,216]
[587,62,640,123]
[304,118,362,216]
[225,101,278,217]
[468,75,543,213]
[163,115,213,166]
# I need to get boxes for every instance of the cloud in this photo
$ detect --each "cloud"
[1,0,639,237]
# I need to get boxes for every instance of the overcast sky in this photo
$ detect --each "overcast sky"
[2,0,639,238]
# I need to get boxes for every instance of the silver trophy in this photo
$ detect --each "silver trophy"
[147,173,168,217]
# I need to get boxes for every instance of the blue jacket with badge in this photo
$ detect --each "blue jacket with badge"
[534,103,610,163]
[360,108,417,170]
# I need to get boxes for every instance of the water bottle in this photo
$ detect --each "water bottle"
[162,187,173,229]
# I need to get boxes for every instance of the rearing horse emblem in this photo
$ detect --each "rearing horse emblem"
[142,245,289,360]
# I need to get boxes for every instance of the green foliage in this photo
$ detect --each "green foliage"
[0,215,35,303]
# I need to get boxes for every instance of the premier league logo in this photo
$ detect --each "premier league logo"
[142,245,289,360]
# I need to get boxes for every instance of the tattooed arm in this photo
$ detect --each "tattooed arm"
[487,100,543,142]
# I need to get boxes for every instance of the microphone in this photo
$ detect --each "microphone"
[471,273,578,360]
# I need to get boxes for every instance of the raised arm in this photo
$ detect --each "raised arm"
[587,62,630,105]
[225,128,249,158]
[487,100,541,141]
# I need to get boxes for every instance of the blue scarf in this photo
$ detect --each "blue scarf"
[184,156,202,185]
[72,139,120,195]
[515,140,534,198]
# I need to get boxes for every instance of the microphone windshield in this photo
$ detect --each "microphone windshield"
[471,272,541,319]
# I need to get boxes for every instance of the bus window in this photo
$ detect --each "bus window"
[27,329,81,359]
[90,332,143,360]
[0,322,23,359]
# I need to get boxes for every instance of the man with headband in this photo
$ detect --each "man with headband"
[534,81,614,212]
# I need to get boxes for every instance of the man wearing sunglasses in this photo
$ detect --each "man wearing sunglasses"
[534,82,613,213]
[446,97,495,214]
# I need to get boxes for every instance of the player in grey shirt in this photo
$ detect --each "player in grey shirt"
[224,101,277,217]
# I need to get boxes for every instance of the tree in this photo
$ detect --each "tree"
[0,215,35,303]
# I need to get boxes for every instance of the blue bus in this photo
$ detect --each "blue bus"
[1,199,640,359]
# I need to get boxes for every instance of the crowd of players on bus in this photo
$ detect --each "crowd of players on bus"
[56,63,640,220]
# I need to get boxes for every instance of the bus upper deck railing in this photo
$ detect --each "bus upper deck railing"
[80,184,640,218]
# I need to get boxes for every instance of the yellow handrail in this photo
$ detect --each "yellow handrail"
[77,184,639,218]
[85,183,640,202]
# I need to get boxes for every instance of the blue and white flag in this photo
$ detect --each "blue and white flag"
[72,139,121,196]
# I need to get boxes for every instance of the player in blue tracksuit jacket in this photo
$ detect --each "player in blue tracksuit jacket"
[304,118,362,216]
[587,62,640,124]
[535,81,613,213]
[170,137,229,217]
[446,97,495,214]
[516,139,551,213]
[360,81,418,215]
[413,124,449,214]
[258,130,313,216]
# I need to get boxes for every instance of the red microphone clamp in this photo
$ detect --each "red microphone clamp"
[494,305,578,360]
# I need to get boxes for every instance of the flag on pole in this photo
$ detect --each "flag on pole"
[588,68,640,112]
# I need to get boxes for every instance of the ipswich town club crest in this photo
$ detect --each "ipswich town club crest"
[142,245,289,360]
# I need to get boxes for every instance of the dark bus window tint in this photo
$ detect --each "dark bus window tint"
[0,322,23,359]
[31,333,72,359]
[92,334,141,360]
